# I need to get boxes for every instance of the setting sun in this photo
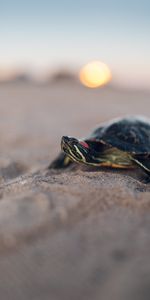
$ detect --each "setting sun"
[79,61,112,88]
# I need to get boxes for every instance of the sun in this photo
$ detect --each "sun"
[79,61,112,88]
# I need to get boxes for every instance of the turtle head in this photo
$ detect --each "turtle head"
[61,136,99,165]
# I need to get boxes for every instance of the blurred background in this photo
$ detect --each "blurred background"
[0,0,150,169]
[1,0,150,88]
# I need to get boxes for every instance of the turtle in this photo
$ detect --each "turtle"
[49,116,150,177]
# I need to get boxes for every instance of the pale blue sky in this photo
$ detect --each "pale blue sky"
[0,0,150,87]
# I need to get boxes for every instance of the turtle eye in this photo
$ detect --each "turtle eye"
[79,141,89,149]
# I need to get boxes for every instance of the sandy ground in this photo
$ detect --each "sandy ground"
[0,81,150,300]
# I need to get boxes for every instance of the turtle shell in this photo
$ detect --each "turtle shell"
[88,116,150,155]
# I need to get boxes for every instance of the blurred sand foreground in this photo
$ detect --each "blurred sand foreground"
[0,81,150,300]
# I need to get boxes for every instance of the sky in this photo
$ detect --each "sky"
[0,0,150,88]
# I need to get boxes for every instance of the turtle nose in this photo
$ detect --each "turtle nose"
[61,136,71,150]
[62,136,70,143]
[61,136,79,148]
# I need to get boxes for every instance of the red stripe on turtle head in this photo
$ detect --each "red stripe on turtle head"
[79,141,89,149]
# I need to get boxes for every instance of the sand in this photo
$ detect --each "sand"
[0,81,150,300]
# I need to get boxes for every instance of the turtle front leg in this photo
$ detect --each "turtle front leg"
[48,152,73,169]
